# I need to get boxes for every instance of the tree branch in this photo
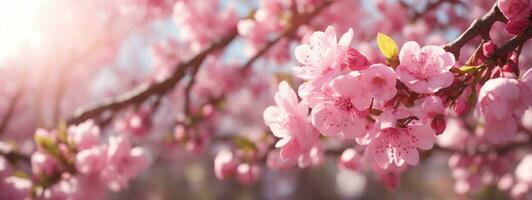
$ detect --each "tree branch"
[66,29,238,125]
[443,3,507,59]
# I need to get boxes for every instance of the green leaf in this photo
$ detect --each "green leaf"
[456,65,481,73]
[34,134,60,157]
[232,136,257,151]
[377,33,399,59]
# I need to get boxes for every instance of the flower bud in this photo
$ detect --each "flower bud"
[431,115,446,135]
[214,149,238,180]
[338,148,361,171]
[236,163,260,185]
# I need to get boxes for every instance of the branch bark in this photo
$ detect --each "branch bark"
[443,4,507,59]
[66,29,238,125]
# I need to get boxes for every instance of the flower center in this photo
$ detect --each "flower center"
[335,97,355,111]
[371,76,386,86]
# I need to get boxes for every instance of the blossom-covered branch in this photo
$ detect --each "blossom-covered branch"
[66,30,238,125]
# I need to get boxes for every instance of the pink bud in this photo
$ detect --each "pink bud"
[68,120,100,150]
[338,148,361,171]
[174,125,186,141]
[75,146,107,175]
[454,99,468,116]
[214,149,238,180]
[342,47,370,71]
[491,67,503,79]
[506,18,529,34]
[498,0,530,20]
[482,41,496,58]
[236,163,260,185]
[31,151,58,176]
[431,115,446,135]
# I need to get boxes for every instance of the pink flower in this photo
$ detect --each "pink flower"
[506,18,530,34]
[360,64,397,101]
[516,154,532,183]
[263,81,319,161]
[338,148,362,171]
[68,120,100,150]
[293,26,353,80]
[418,96,446,135]
[498,0,530,20]
[102,136,149,192]
[0,156,11,178]
[365,111,435,168]
[214,149,238,180]
[341,47,370,71]
[115,107,152,138]
[396,41,455,94]
[478,78,524,144]
[0,176,32,200]
[31,151,58,176]
[311,72,371,138]
[76,146,107,175]
[236,163,260,185]
[371,163,407,191]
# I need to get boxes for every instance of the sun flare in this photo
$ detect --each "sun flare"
[0,0,43,62]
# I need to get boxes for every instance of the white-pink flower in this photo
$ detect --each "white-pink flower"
[365,111,435,168]
[102,136,149,192]
[68,120,100,150]
[263,81,319,161]
[311,71,371,138]
[293,26,353,80]
[360,64,397,101]
[214,149,238,180]
[76,146,107,175]
[396,41,455,94]
[478,78,525,144]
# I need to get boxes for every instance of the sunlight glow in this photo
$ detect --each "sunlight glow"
[0,0,44,63]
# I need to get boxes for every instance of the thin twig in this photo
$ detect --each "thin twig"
[443,4,507,59]
[66,29,238,125]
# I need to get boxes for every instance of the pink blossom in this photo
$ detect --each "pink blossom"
[68,120,100,150]
[360,64,397,101]
[341,47,370,71]
[263,81,319,161]
[0,156,12,178]
[478,78,524,143]
[76,146,107,175]
[418,96,446,134]
[31,151,58,176]
[371,163,407,191]
[115,107,152,138]
[506,17,530,34]
[214,149,238,180]
[516,154,532,185]
[338,148,362,171]
[236,163,260,185]
[266,150,297,170]
[365,111,435,168]
[0,176,32,200]
[103,136,149,192]
[293,26,353,80]
[396,41,455,94]
[498,0,530,20]
[311,72,371,138]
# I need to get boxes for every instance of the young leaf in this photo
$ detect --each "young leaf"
[377,33,399,59]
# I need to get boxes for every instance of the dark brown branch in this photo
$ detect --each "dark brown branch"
[443,3,507,59]
[487,21,532,65]
[66,29,238,125]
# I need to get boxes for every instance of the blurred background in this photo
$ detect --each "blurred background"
[0,0,528,199]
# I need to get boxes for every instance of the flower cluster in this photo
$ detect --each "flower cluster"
[25,120,150,199]
[265,26,457,171]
